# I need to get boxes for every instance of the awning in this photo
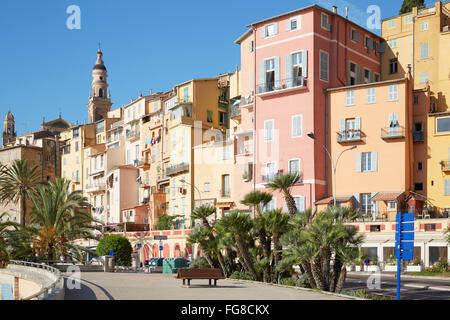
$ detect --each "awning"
[232,99,241,106]
[315,196,353,205]
[216,202,235,208]
[372,192,404,201]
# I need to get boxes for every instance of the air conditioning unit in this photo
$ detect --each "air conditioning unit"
[444,25,450,32]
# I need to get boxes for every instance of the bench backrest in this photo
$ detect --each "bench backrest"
[177,268,223,278]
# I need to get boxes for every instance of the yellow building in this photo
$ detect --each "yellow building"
[382,1,450,214]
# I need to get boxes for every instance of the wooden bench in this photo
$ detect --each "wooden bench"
[176,268,225,287]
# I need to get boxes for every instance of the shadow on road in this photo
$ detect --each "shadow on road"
[64,277,115,300]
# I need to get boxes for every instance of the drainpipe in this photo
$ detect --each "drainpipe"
[252,25,257,197]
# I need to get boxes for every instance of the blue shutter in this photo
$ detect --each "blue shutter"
[286,54,293,88]
[302,51,308,77]
[274,57,280,87]
[353,194,360,209]
[259,61,265,93]
[371,152,378,172]
[356,153,362,172]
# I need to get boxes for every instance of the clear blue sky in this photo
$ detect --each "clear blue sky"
[0,0,434,135]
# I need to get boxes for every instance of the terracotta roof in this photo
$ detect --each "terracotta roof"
[371,192,404,201]
[315,196,353,205]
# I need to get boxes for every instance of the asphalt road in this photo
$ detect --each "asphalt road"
[344,273,450,300]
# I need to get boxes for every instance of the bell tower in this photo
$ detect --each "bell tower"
[2,111,16,147]
[87,48,112,123]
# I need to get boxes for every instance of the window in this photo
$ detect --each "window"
[360,193,372,214]
[222,174,230,197]
[263,198,276,212]
[76,156,79,164]
[415,183,424,191]
[73,128,79,138]
[370,225,381,232]
[264,120,274,141]
[387,19,396,29]
[288,159,300,176]
[425,224,436,231]
[321,13,330,31]
[290,19,297,30]
[264,23,277,37]
[390,59,398,74]
[420,73,429,84]
[219,111,227,126]
[387,39,398,48]
[349,62,358,85]
[362,152,372,172]
[374,74,380,82]
[350,28,360,42]
[413,96,420,104]
[207,110,213,123]
[363,69,371,83]
[404,14,413,24]
[264,58,276,90]
[287,16,301,31]
[290,51,306,86]
[357,152,377,172]
[346,90,355,106]
[436,117,450,133]
[445,179,450,196]
[249,40,254,52]
[388,201,397,210]
[420,43,429,59]
[292,115,302,137]
[388,85,398,101]
[421,21,429,31]
[222,145,230,160]
[367,87,376,104]
[418,162,423,171]
[284,196,305,212]
[204,182,210,192]
[319,51,329,81]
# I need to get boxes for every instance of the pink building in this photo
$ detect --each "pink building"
[238,5,383,211]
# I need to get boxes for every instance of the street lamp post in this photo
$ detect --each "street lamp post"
[307,132,356,207]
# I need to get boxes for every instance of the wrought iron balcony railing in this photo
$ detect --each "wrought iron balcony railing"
[261,171,283,183]
[441,161,450,172]
[381,126,405,139]
[413,131,424,142]
[230,105,241,118]
[257,77,305,94]
[166,163,189,176]
[337,130,362,143]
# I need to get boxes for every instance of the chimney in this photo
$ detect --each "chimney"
[332,6,337,14]
[345,7,349,18]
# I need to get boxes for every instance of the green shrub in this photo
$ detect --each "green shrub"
[280,277,297,286]
[296,273,311,288]
[96,235,132,266]
[229,271,254,280]
[189,257,211,269]
[156,214,176,230]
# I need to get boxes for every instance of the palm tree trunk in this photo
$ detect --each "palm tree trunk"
[334,267,347,293]
[20,191,26,226]
[235,234,261,282]
[285,195,297,217]
[216,250,228,277]
[330,256,343,293]
[273,233,281,282]
[205,253,215,268]
[311,257,324,290]
[300,260,316,289]
[321,247,331,291]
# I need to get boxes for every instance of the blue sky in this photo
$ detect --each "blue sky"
[0,0,434,135]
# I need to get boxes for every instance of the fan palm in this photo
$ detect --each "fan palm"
[216,211,262,281]
[27,178,100,263]
[266,173,301,217]
[187,226,215,268]
[0,160,41,226]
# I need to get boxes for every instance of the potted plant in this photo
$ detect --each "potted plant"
[367,256,379,272]
[384,255,398,271]
[406,257,423,272]
[242,172,249,182]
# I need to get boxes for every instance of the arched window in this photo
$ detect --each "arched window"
[99,88,103,97]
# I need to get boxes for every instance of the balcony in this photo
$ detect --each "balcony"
[257,77,306,95]
[240,94,254,108]
[157,172,169,182]
[221,188,231,198]
[441,161,450,172]
[381,126,405,139]
[261,171,283,183]
[166,163,189,176]
[136,158,150,169]
[337,130,362,143]
[86,182,106,193]
[413,131,424,142]
[175,96,192,107]
[61,145,71,155]
[126,130,140,141]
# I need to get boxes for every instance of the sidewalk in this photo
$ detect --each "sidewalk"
[348,271,450,282]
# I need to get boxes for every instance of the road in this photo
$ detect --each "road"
[344,272,450,300]
[63,272,352,300]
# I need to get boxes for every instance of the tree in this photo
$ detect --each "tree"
[96,235,132,266]
[0,160,41,226]
[28,178,99,263]
[216,211,262,281]
[267,173,301,217]
[399,0,424,14]
[156,214,178,230]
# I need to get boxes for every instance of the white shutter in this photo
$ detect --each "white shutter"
[371,152,378,172]
[302,50,308,77]
[356,153,362,172]
[274,57,280,87]
[445,179,450,196]
[286,54,293,88]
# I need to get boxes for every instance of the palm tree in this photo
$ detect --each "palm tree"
[27,178,100,263]
[267,173,301,217]
[261,209,290,281]
[186,226,215,268]
[216,211,262,281]
[333,245,360,293]
[0,160,41,226]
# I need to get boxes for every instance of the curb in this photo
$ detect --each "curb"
[224,278,366,300]
[348,271,450,282]
[345,279,450,292]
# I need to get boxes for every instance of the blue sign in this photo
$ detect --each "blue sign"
[159,246,163,251]
[137,243,142,249]
[108,250,114,256]
[394,212,415,300]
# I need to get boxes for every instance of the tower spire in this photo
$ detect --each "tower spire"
[88,46,112,123]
